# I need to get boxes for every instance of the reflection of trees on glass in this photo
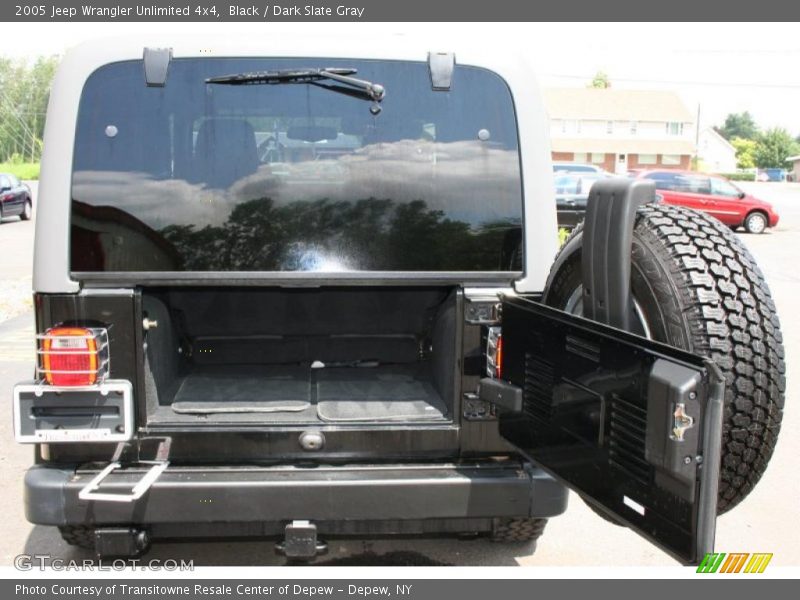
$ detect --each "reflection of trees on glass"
[160,197,520,272]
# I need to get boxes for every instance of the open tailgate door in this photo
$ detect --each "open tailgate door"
[483,296,724,564]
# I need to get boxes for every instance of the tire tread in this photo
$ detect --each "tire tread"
[490,518,548,543]
[634,205,785,512]
[58,525,95,549]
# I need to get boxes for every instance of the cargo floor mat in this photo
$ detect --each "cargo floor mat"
[150,365,316,424]
[316,366,447,422]
[171,400,311,414]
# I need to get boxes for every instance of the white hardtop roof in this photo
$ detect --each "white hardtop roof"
[36,34,559,294]
[63,34,531,76]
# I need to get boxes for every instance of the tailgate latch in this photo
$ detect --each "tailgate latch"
[671,403,695,442]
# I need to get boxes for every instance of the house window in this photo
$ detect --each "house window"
[564,120,580,134]
[606,121,614,134]
[590,153,605,164]
[638,154,658,165]
[574,152,588,163]
[666,122,683,136]
[662,154,682,165]
[557,119,582,134]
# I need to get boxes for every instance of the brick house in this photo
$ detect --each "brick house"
[543,88,696,174]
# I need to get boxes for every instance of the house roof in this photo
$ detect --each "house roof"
[551,138,696,155]
[543,88,695,122]
[699,127,736,152]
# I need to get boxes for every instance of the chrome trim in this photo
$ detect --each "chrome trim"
[35,328,110,384]
[463,287,515,302]
[78,461,170,503]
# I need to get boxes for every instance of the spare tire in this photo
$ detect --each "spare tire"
[543,204,785,513]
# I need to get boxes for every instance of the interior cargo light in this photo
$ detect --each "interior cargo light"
[38,327,109,386]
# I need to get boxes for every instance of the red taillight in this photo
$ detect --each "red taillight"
[39,327,108,386]
[486,326,503,380]
[495,335,503,379]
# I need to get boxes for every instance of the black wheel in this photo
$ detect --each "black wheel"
[490,518,548,543]
[744,211,768,234]
[20,199,32,221]
[544,204,785,513]
[58,525,95,550]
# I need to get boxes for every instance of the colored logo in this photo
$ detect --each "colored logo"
[697,552,773,573]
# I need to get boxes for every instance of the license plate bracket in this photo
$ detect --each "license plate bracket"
[13,380,133,443]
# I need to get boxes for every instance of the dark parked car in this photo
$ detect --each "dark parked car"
[0,173,32,222]
[634,169,779,233]
[554,172,604,229]
[554,172,624,229]
[552,161,609,175]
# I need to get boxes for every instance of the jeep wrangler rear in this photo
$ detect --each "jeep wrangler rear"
[15,38,784,565]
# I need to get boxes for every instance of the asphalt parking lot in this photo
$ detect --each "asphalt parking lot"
[1,181,798,567]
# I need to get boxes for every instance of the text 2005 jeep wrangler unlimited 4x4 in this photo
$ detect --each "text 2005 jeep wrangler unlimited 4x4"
[14,37,785,564]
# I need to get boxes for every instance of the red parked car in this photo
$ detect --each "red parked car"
[634,170,779,233]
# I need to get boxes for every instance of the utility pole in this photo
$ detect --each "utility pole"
[694,103,701,171]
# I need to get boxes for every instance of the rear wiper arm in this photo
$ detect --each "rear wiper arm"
[206,67,386,104]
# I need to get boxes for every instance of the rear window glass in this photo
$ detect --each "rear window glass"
[674,174,711,195]
[70,58,523,273]
[645,172,677,190]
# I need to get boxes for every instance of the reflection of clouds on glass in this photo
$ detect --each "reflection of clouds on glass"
[234,139,521,225]
[73,139,521,231]
[72,170,231,229]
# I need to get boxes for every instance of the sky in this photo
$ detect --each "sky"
[1,22,799,136]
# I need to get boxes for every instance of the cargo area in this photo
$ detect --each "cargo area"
[142,287,458,426]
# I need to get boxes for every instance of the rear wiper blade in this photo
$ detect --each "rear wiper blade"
[206,67,386,104]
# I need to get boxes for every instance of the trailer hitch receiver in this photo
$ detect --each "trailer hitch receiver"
[275,520,328,560]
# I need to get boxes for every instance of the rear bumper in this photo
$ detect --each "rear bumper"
[25,461,568,529]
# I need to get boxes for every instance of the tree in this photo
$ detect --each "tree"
[731,137,758,169]
[754,128,800,168]
[716,112,759,141]
[0,55,60,162]
[588,71,611,89]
